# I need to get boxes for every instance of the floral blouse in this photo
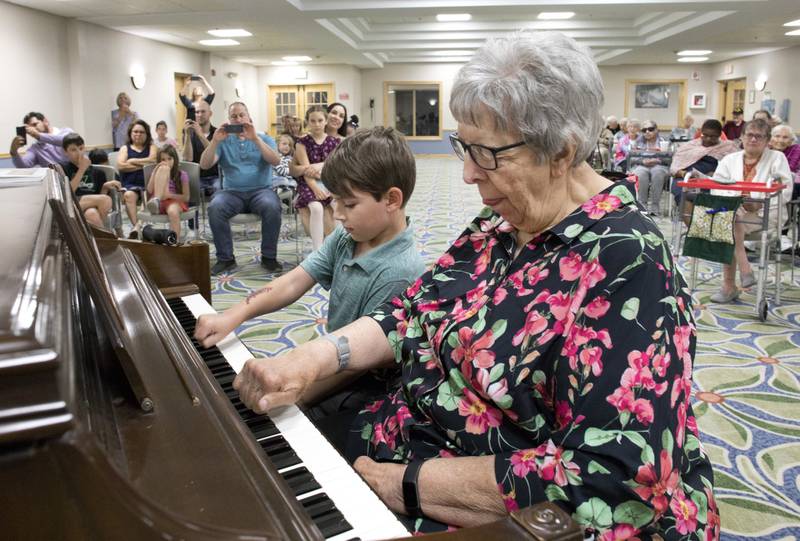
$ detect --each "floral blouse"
[352,181,718,539]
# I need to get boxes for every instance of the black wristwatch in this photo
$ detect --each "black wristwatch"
[402,459,425,518]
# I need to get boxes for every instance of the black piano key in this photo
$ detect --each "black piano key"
[301,493,337,519]
[262,437,301,469]
[281,467,322,497]
[316,510,353,538]
[250,420,279,440]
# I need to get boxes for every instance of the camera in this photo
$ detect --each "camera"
[186,107,196,122]
[226,124,244,134]
[141,225,177,246]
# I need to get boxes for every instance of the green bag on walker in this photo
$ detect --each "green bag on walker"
[682,193,743,264]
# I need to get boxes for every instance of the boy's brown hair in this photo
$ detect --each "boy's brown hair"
[322,126,415,207]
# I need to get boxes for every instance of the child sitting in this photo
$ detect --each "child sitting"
[194,126,425,414]
[62,133,122,227]
[145,145,190,239]
[272,133,297,198]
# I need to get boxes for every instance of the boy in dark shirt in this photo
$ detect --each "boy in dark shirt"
[62,133,122,227]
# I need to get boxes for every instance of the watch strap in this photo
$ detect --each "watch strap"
[321,334,350,372]
[402,459,425,518]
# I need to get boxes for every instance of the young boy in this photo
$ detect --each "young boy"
[62,133,122,227]
[194,126,425,408]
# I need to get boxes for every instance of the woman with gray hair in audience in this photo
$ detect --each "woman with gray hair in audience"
[769,124,800,200]
[630,120,672,215]
[231,31,717,538]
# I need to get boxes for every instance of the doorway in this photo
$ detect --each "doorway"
[174,72,192,144]
[717,78,746,122]
[267,83,335,136]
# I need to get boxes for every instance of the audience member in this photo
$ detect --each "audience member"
[118,120,157,236]
[752,109,772,122]
[325,102,348,139]
[669,119,739,204]
[62,133,121,228]
[291,106,339,251]
[613,116,629,143]
[770,124,800,200]
[605,115,621,136]
[723,107,745,141]
[629,120,672,215]
[710,118,793,303]
[10,111,72,168]
[282,115,304,142]
[195,126,425,411]
[345,114,359,137]
[199,101,282,275]
[671,114,696,140]
[111,92,138,151]
[180,74,215,112]
[146,144,190,239]
[154,120,178,149]
[272,134,297,196]
[613,117,640,168]
[182,100,219,194]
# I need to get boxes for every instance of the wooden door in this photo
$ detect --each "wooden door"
[718,78,746,122]
[266,83,335,137]
[174,73,191,146]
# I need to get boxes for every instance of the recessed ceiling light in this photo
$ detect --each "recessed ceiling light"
[283,56,312,62]
[677,57,709,62]
[677,50,712,56]
[786,29,800,36]
[537,12,575,20]
[198,39,239,46]
[436,13,471,22]
[431,50,473,56]
[271,60,298,66]
[783,19,800,27]
[207,29,252,38]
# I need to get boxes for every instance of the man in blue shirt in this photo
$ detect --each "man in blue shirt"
[200,102,282,275]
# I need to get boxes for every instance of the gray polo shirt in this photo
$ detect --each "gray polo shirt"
[300,221,425,332]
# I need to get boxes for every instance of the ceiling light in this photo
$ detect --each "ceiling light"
[283,56,312,62]
[677,57,709,62]
[207,29,252,38]
[198,39,239,46]
[431,50,473,56]
[537,12,575,20]
[783,19,800,27]
[677,50,712,56]
[785,29,800,36]
[271,60,298,66]
[436,13,471,22]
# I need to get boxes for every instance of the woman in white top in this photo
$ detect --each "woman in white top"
[710,118,792,303]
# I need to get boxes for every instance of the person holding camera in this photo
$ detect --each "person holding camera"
[180,74,215,113]
[181,100,218,194]
[199,102,282,275]
[10,111,73,168]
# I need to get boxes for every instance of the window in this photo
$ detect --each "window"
[384,82,442,139]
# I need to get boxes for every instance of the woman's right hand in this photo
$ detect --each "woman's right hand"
[195,313,239,348]
[310,182,330,201]
[234,351,320,413]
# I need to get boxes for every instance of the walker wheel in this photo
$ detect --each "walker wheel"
[758,299,768,322]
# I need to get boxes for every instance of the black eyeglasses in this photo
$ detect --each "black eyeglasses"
[449,133,526,170]
[642,126,657,132]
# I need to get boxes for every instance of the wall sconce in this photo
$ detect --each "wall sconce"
[754,76,767,91]
[130,65,146,90]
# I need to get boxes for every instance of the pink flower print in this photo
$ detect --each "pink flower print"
[579,346,604,377]
[476,369,511,406]
[526,265,550,287]
[675,401,688,448]
[632,398,654,425]
[559,251,583,281]
[493,287,508,305]
[652,351,671,378]
[673,325,693,364]
[572,325,598,346]
[554,400,573,430]
[581,259,608,288]
[581,193,622,219]
[417,300,440,313]
[365,399,385,413]
[687,415,700,438]
[394,404,414,427]
[598,524,641,541]
[453,234,469,248]
[538,441,580,486]
[596,328,613,348]
[406,277,423,297]
[466,280,489,303]
[371,421,387,447]
[633,450,679,515]
[607,386,635,413]
[585,296,611,319]
[705,487,720,541]
[547,290,573,322]
[510,448,540,477]
[498,485,520,512]
[451,327,497,369]
[670,489,699,535]
[512,310,549,346]
[458,388,503,434]
[671,373,692,408]
[472,240,496,276]
[437,253,455,268]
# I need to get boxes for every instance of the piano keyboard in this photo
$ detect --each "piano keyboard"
[168,294,409,541]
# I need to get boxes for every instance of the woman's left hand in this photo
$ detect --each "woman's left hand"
[353,457,406,514]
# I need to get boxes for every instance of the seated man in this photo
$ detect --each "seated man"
[10,112,73,168]
[200,101,282,275]
[62,133,122,228]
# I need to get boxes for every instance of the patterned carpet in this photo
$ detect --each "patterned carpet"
[205,157,800,540]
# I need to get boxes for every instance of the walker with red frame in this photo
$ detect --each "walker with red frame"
[671,176,786,321]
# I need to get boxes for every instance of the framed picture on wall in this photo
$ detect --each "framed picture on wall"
[624,79,687,129]
[689,93,706,109]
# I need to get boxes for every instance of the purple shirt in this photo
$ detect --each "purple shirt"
[782,143,800,175]
[12,127,73,168]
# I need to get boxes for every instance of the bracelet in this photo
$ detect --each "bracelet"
[402,459,425,518]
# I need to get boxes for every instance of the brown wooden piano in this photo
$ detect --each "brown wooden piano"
[0,169,582,541]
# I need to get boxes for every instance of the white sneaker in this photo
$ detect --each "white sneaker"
[146,197,161,214]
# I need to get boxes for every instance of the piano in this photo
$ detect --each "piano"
[0,168,582,541]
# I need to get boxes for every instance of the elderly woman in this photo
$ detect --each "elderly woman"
[111,92,139,151]
[770,124,800,200]
[613,118,641,168]
[710,118,793,303]
[629,120,672,215]
[233,33,717,539]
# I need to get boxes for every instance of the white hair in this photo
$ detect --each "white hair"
[773,124,797,143]
[450,31,604,167]
[606,115,618,124]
